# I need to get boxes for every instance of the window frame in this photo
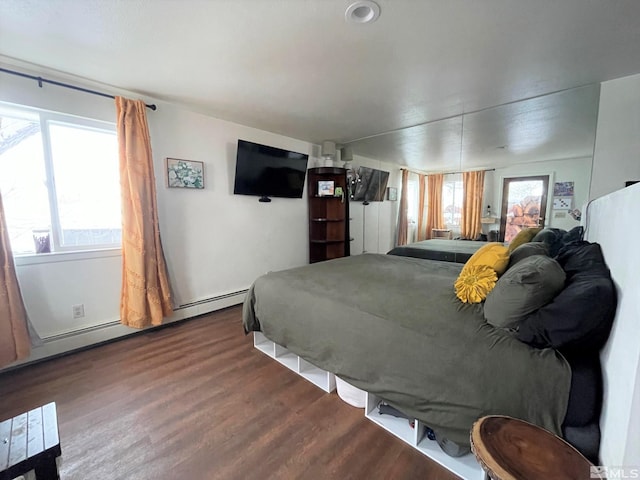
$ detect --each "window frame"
[0,102,121,255]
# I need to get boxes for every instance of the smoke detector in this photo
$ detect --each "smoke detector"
[345,1,380,24]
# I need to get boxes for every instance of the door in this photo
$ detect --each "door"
[499,175,549,242]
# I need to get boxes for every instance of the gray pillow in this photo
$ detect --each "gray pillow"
[507,242,549,270]
[484,255,566,329]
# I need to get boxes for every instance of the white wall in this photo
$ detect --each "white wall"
[0,61,314,367]
[348,155,400,254]
[149,102,312,307]
[484,156,592,232]
[16,252,121,338]
[591,73,640,200]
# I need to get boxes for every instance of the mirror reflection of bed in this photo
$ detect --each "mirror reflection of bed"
[388,239,487,263]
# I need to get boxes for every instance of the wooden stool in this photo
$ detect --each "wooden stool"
[0,403,61,480]
[470,415,599,480]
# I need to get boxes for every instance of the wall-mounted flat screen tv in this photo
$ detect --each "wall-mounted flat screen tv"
[352,166,390,202]
[233,139,309,202]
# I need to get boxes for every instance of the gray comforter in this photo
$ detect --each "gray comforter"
[243,253,570,446]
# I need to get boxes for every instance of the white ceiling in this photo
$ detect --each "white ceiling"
[1,0,639,170]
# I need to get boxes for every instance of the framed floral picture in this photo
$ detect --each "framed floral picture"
[166,158,204,189]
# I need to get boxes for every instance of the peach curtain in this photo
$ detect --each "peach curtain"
[425,174,444,238]
[116,97,173,328]
[416,174,429,241]
[396,169,409,246]
[461,170,486,240]
[0,192,31,367]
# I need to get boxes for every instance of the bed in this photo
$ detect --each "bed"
[242,183,639,473]
[387,239,488,263]
[243,253,571,449]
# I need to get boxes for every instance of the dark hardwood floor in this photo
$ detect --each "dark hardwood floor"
[0,305,460,480]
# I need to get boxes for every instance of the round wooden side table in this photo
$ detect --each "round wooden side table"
[470,415,600,480]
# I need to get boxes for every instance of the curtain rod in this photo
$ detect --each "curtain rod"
[0,67,157,111]
[401,167,495,176]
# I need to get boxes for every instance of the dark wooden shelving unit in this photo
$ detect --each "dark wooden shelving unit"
[307,167,350,263]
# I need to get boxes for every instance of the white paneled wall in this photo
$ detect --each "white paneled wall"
[348,155,401,254]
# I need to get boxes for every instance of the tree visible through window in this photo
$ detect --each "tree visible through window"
[500,176,549,242]
[442,174,463,230]
[0,103,121,254]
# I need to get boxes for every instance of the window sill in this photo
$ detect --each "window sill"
[14,248,121,266]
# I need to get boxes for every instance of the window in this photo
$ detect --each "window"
[0,103,121,254]
[442,173,463,230]
[500,175,549,242]
[406,174,419,224]
[404,173,420,243]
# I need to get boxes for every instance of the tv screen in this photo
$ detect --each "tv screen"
[233,139,309,200]
[352,166,390,202]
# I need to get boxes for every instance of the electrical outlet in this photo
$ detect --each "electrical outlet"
[72,304,85,319]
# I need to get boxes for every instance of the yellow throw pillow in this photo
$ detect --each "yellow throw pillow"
[455,264,498,303]
[507,227,542,253]
[464,242,510,276]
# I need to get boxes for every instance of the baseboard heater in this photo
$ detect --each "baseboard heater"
[43,320,122,343]
[43,289,248,342]
[174,289,248,310]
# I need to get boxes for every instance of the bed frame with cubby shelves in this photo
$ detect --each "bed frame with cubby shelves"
[253,332,484,479]
[253,331,336,392]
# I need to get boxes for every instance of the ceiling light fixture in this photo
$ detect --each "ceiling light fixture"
[345,1,380,24]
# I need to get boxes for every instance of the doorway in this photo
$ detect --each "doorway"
[499,175,549,242]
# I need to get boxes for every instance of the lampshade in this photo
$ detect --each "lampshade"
[321,141,337,158]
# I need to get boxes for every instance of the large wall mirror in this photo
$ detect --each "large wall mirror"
[342,83,600,241]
